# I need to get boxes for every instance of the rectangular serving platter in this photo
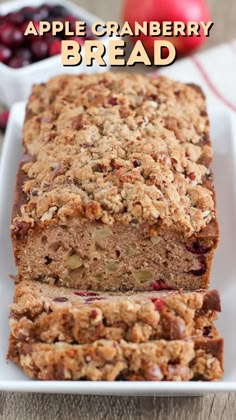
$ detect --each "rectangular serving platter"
[0,102,235,395]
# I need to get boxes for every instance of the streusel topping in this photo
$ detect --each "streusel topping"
[14,73,215,236]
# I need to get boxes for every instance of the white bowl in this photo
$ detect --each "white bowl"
[0,0,110,107]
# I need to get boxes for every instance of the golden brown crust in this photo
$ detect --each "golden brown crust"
[9,281,221,344]
[12,72,217,237]
[8,337,224,381]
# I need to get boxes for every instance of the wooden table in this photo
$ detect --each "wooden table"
[1,0,236,418]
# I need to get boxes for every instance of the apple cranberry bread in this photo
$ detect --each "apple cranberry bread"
[11,72,218,290]
[9,281,221,344]
[8,337,223,381]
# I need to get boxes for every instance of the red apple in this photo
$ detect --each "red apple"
[122,0,211,57]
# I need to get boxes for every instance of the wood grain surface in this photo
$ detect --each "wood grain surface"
[0,0,236,419]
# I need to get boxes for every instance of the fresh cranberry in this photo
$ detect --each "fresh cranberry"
[67,36,85,45]
[74,291,98,297]
[33,5,51,21]
[0,110,9,131]
[151,280,173,291]
[15,48,32,61]
[39,4,52,13]
[64,15,77,32]
[21,6,36,21]
[7,12,25,26]
[49,40,61,56]
[50,5,68,17]
[189,257,207,276]
[31,39,48,60]
[0,44,12,63]
[186,241,211,254]
[0,24,24,48]
[21,22,29,36]
[8,56,31,68]
[151,297,166,311]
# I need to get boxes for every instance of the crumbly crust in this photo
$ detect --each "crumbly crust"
[9,281,220,344]
[8,337,224,381]
[12,73,216,238]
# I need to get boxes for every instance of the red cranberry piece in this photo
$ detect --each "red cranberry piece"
[186,241,211,254]
[151,298,166,312]
[50,5,68,17]
[0,44,12,63]
[133,159,141,168]
[90,309,99,318]
[53,297,68,303]
[7,12,25,26]
[31,39,48,60]
[8,57,31,68]
[189,257,207,276]
[189,172,196,181]
[111,159,122,170]
[151,280,173,291]
[49,40,61,56]
[0,110,9,131]
[108,97,117,106]
[85,297,106,303]
[0,24,24,48]
[74,291,98,297]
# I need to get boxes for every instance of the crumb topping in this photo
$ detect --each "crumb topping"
[13,73,215,236]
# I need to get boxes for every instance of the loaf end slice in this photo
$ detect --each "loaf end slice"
[8,337,223,381]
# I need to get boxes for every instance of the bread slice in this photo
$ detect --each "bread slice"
[10,281,221,344]
[8,336,223,381]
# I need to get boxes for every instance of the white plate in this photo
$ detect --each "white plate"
[0,103,235,395]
